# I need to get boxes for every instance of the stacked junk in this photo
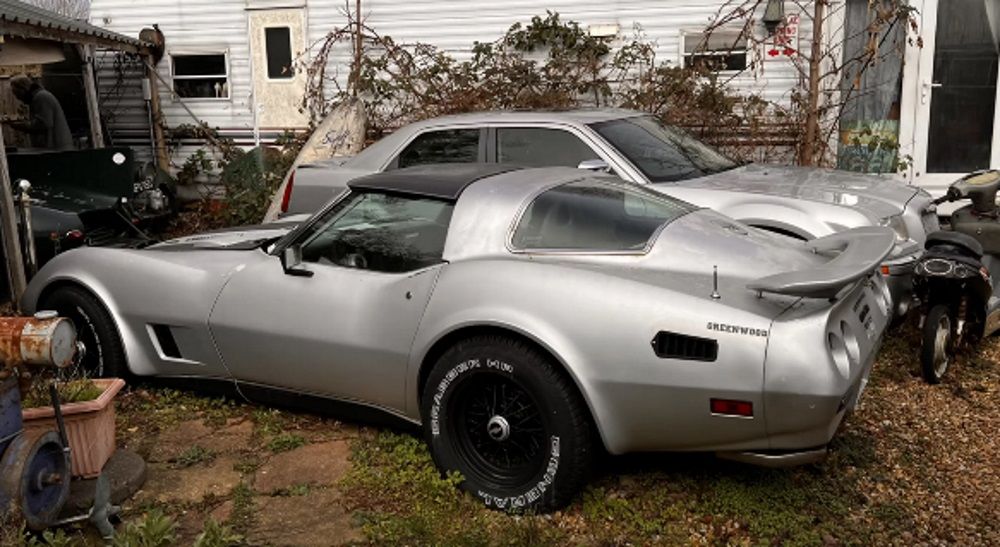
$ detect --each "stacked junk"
[0,314,117,537]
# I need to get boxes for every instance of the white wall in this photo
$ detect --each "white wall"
[89,0,824,165]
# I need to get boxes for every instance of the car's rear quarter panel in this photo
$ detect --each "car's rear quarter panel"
[762,272,891,449]
[410,258,777,455]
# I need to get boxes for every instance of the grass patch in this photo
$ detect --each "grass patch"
[172,445,216,468]
[226,482,255,536]
[276,483,312,497]
[267,433,307,453]
[21,379,103,408]
[341,431,567,546]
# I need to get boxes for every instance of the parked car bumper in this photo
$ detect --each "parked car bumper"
[883,241,921,317]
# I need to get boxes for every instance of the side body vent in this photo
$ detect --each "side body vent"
[151,324,182,359]
[652,331,718,362]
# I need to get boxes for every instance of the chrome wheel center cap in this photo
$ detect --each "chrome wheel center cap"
[486,415,511,442]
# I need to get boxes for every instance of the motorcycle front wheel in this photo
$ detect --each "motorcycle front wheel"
[921,304,953,384]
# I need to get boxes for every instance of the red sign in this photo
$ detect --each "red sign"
[768,13,800,57]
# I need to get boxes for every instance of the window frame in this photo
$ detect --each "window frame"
[505,177,693,256]
[170,51,232,101]
[679,29,749,74]
[263,26,295,81]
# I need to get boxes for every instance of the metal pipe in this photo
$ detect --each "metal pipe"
[0,314,78,369]
[17,180,37,277]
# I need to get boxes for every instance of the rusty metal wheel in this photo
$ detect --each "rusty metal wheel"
[0,430,70,531]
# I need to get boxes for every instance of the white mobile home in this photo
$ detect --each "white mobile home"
[90,0,1000,200]
[88,0,823,165]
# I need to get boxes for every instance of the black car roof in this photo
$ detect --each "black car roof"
[347,164,525,201]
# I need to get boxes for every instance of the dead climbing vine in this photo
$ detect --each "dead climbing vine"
[302,10,792,163]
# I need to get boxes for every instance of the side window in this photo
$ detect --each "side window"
[497,128,599,167]
[395,129,480,169]
[299,192,453,273]
[171,53,230,99]
[511,178,694,252]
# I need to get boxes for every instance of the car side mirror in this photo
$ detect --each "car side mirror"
[577,159,611,173]
[282,244,313,277]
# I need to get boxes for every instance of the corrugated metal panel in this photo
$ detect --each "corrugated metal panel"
[0,0,144,46]
[90,0,819,163]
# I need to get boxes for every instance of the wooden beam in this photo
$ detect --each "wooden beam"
[145,56,170,171]
[0,130,27,310]
[78,44,105,149]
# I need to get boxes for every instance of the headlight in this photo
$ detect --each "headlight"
[879,215,909,242]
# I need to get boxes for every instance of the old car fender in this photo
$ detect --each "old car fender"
[23,248,242,378]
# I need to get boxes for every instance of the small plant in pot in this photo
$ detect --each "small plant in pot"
[21,376,125,479]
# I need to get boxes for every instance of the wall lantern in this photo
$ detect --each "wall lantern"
[762,0,786,36]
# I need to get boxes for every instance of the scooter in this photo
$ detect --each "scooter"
[914,170,1000,383]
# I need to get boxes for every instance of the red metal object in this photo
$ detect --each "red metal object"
[0,314,78,369]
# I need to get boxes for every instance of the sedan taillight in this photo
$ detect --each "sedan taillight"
[280,170,296,213]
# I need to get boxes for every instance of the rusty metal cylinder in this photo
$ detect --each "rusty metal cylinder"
[0,312,78,368]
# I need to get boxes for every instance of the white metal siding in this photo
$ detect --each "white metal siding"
[90,0,819,161]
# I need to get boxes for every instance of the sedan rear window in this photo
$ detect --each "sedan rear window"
[590,116,737,182]
[511,178,695,252]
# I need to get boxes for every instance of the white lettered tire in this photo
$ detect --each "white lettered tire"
[421,335,593,512]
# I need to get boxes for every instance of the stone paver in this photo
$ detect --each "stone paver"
[136,457,241,505]
[249,489,361,546]
[254,440,351,493]
[148,419,253,463]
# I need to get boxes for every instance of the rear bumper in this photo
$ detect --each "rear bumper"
[716,446,828,468]
[883,249,919,317]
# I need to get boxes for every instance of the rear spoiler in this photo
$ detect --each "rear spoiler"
[747,227,895,299]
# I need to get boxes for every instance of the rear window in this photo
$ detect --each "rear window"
[511,178,695,252]
[591,116,737,182]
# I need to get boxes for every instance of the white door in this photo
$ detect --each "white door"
[900,0,1000,198]
[248,8,309,129]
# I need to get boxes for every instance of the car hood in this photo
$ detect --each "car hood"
[30,186,119,214]
[149,221,300,251]
[664,164,917,220]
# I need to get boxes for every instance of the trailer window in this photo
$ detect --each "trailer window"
[511,178,695,252]
[172,54,230,99]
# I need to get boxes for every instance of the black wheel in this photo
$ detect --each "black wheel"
[0,430,71,531]
[421,335,593,513]
[40,286,126,379]
[921,304,952,384]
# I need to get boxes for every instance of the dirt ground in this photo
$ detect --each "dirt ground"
[5,322,998,546]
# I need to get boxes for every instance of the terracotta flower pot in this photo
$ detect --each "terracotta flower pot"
[22,378,125,478]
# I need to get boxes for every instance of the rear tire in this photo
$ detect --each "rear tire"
[40,286,126,379]
[921,305,952,384]
[421,335,592,513]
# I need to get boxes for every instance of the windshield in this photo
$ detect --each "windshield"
[511,177,695,252]
[590,116,738,182]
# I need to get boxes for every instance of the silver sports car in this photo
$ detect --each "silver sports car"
[25,165,894,512]
[273,109,938,317]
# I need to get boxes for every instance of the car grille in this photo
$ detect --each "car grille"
[85,226,120,247]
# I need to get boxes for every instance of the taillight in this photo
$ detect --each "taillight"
[710,398,753,417]
[280,170,296,213]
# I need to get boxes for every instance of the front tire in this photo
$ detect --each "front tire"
[921,304,952,384]
[40,286,126,379]
[421,335,592,512]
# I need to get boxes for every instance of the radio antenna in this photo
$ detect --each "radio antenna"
[711,265,721,300]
